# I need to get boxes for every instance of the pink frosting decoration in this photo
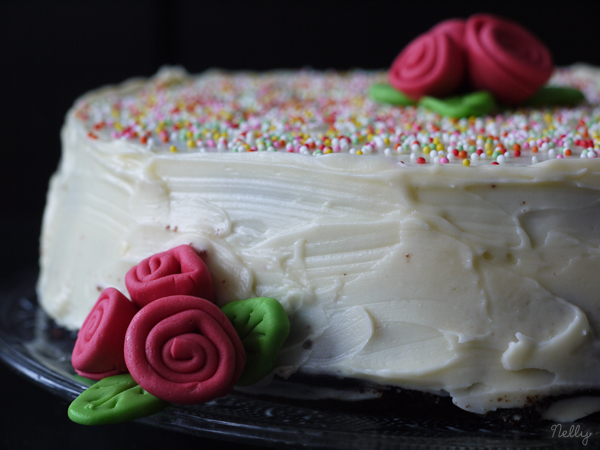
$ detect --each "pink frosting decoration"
[464,14,553,104]
[72,288,139,380]
[124,295,246,404]
[430,18,466,47]
[388,31,465,101]
[125,245,216,308]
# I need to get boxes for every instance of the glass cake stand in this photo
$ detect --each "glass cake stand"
[1,269,598,450]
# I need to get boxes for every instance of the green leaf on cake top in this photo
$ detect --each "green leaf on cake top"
[68,374,169,425]
[419,91,496,119]
[221,297,290,386]
[521,86,586,107]
[370,83,586,117]
[369,83,414,106]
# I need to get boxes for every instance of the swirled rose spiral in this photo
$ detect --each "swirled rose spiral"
[464,14,553,104]
[430,18,466,47]
[124,296,246,404]
[72,288,139,380]
[125,245,215,308]
[388,31,465,101]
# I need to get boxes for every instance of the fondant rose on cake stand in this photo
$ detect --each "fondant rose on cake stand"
[371,14,585,117]
[124,295,246,404]
[71,288,139,380]
[67,244,290,425]
[125,244,216,307]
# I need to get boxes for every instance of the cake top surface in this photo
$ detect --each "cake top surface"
[72,65,600,167]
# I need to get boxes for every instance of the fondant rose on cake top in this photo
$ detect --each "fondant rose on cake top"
[389,14,553,104]
[387,30,465,100]
[68,244,290,425]
[374,14,583,117]
[464,14,554,104]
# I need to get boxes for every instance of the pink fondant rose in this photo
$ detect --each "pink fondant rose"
[430,18,466,47]
[464,14,553,104]
[72,288,139,380]
[388,31,465,101]
[124,296,246,404]
[126,245,216,308]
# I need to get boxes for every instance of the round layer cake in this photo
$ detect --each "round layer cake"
[38,65,600,420]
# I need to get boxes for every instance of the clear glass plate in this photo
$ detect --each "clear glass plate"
[1,269,598,450]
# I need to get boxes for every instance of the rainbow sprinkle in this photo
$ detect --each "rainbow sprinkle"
[73,65,600,167]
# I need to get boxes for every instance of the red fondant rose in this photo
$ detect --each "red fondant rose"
[72,288,139,380]
[464,14,553,104]
[389,31,465,101]
[126,245,215,308]
[124,296,246,404]
[430,18,466,47]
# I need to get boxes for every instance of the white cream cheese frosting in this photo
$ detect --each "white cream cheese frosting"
[39,66,600,416]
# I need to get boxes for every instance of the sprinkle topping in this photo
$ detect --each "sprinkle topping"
[74,65,600,167]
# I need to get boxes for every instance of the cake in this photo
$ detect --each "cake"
[38,15,600,423]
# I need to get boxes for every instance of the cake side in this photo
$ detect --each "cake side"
[39,67,600,418]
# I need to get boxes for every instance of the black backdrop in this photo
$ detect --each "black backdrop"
[1,1,600,449]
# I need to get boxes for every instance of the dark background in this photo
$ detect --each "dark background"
[1,1,600,449]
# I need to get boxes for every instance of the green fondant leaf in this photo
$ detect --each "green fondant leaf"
[68,374,169,425]
[369,83,414,106]
[221,297,290,386]
[522,86,585,107]
[72,374,96,387]
[419,91,496,118]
